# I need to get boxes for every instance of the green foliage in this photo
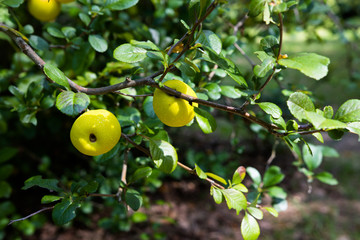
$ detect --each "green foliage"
[1,0,360,239]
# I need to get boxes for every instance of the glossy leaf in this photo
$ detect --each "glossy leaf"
[22,175,62,192]
[89,35,108,53]
[248,0,266,17]
[210,186,223,204]
[114,44,147,63]
[347,122,360,139]
[206,172,227,185]
[264,207,279,217]
[253,57,275,77]
[52,198,81,225]
[194,107,217,134]
[306,112,347,130]
[105,0,139,10]
[197,30,222,54]
[287,92,315,122]
[202,46,247,87]
[278,53,330,80]
[258,102,282,119]
[246,167,261,187]
[303,144,323,171]
[149,139,178,174]
[2,0,24,7]
[125,189,143,211]
[194,164,207,179]
[129,167,153,183]
[241,212,260,240]
[315,172,338,185]
[41,195,62,204]
[56,91,90,117]
[263,166,284,188]
[220,85,243,99]
[221,188,247,214]
[248,206,263,220]
[44,63,70,90]
[232,166,246,185]
[334,99,360,122]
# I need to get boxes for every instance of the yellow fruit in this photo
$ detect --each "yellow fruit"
[70,109,121,156]
[56,0,75,3]
[28,0,61,22]
[153,80,198,127]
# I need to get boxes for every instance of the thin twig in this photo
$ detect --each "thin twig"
[8,206,54,225]
[121,148,130,184]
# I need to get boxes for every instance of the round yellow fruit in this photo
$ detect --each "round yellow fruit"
[28,0,61,22]
[56,0,75,3]
[70,109,121,156]
[153,80,198,127]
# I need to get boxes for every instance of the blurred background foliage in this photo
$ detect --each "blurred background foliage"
[0,0,360,239]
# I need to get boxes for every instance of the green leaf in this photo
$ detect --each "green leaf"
[47,26,65,39]
[306,112,347,130]
[210,186,223,204]
[303,144,323,171]
[143,96,156,118]
[149,139,178,174]
[105,0,139,10]
[125,189,142,211]
[114,43,147,63]
[79,13,91,26]
[221,188,247,214]
[263,166,284,188]
[267,186,287,199]
[129,167,152,183]
[194,164,207,179]
[246,167,261,187]
[205,83,221,100]
[258,102,282,119]
[77,181,99,195]
[323,106,334,119]
[88,35,108,53]
[241,212,260,240]
[0,147,18,163]
[56,91,90,117]
[260,36,279,54]
[202,46,247,87]
[287,92,315,122]
[232,166,246,185]
[264,207,278,217]
[197,30,222,54]
[334,99,360,122]
[130,40,159,50]
[206,172,227,185]
[52,198,81,225]
[22,175,62,192]
[41,195,63,204]
[315,172,338,185]
[278,53,330,80]
[248,207,263,220]
[248,0,266,17]
[194,107,217,134]
[29,35,49,51]
[232,183,248,193]
[93,142,121,164]
[220,85,243,99]
[1,0,24,7]
[0,181,12,198]
[253,57,275,78]
[347,122,360,139]
[44,63,70,90]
